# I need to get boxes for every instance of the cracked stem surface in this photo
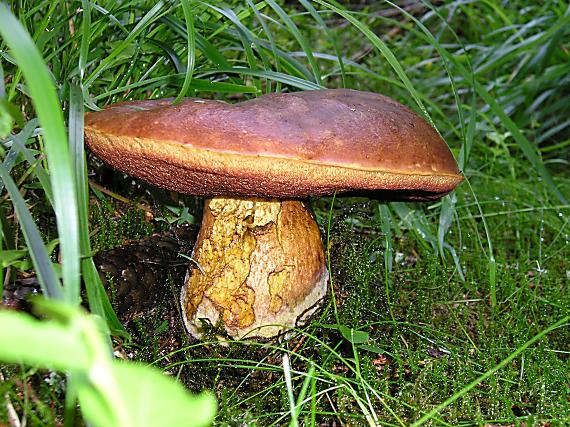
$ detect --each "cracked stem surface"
[182,197,328,338]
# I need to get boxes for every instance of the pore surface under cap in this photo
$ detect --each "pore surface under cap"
[84,89,463,199]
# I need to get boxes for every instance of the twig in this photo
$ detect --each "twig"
[0,370,21,427]
[88,180,154,215]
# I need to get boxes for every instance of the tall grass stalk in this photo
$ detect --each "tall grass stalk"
[0,4,80,304]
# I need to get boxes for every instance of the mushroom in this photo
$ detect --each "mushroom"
[84,89,463,339]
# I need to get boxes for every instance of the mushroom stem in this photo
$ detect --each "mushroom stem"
[181,196,328,339]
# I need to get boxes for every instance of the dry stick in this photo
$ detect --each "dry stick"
[88,180,154,215]
[0,370,21,427]
[3,266,12,293]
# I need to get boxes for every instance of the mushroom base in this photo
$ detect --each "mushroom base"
[181,197,328,339]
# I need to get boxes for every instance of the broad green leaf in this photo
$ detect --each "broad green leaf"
[205,4,262,91]
[0,249,29,268]
[0,309,89,370]
[0,98,24,138]
[299,0,346,86]
[377,205,394,273]
[391,202,437,252]
[339,325,369,345]
[78,363,216,427]
[0,301,216,427]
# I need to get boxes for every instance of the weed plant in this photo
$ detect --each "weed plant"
[0,1,569,426]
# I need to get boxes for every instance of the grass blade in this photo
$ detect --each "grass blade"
[79,0,92,79]
[0,4,80,304]
[200,68,323,90]
[205,4,264,91]
[0,59,5,98]
[282,354,299,427]
[175,0,197,102]
[0,164,63,299]
[68,83,128,339]
[7,123,54,206]
[0,119,39,192]
[246,0,282,93]
[410,315,570,426]
[83,2,166,89]
[312,0,432,126]
[265,0,321,84]
[298,0,346,87]
[472,76,567,203]
[422,2,568,204]
[92,75,257,101]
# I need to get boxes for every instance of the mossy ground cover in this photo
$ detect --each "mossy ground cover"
[1,1,568,425]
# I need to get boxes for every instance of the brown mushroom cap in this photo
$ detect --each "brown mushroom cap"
[85,89,462,200]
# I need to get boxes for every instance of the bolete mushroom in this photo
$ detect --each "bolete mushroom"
[84,89,463,339]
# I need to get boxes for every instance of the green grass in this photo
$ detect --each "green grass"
[1,0,569,426]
